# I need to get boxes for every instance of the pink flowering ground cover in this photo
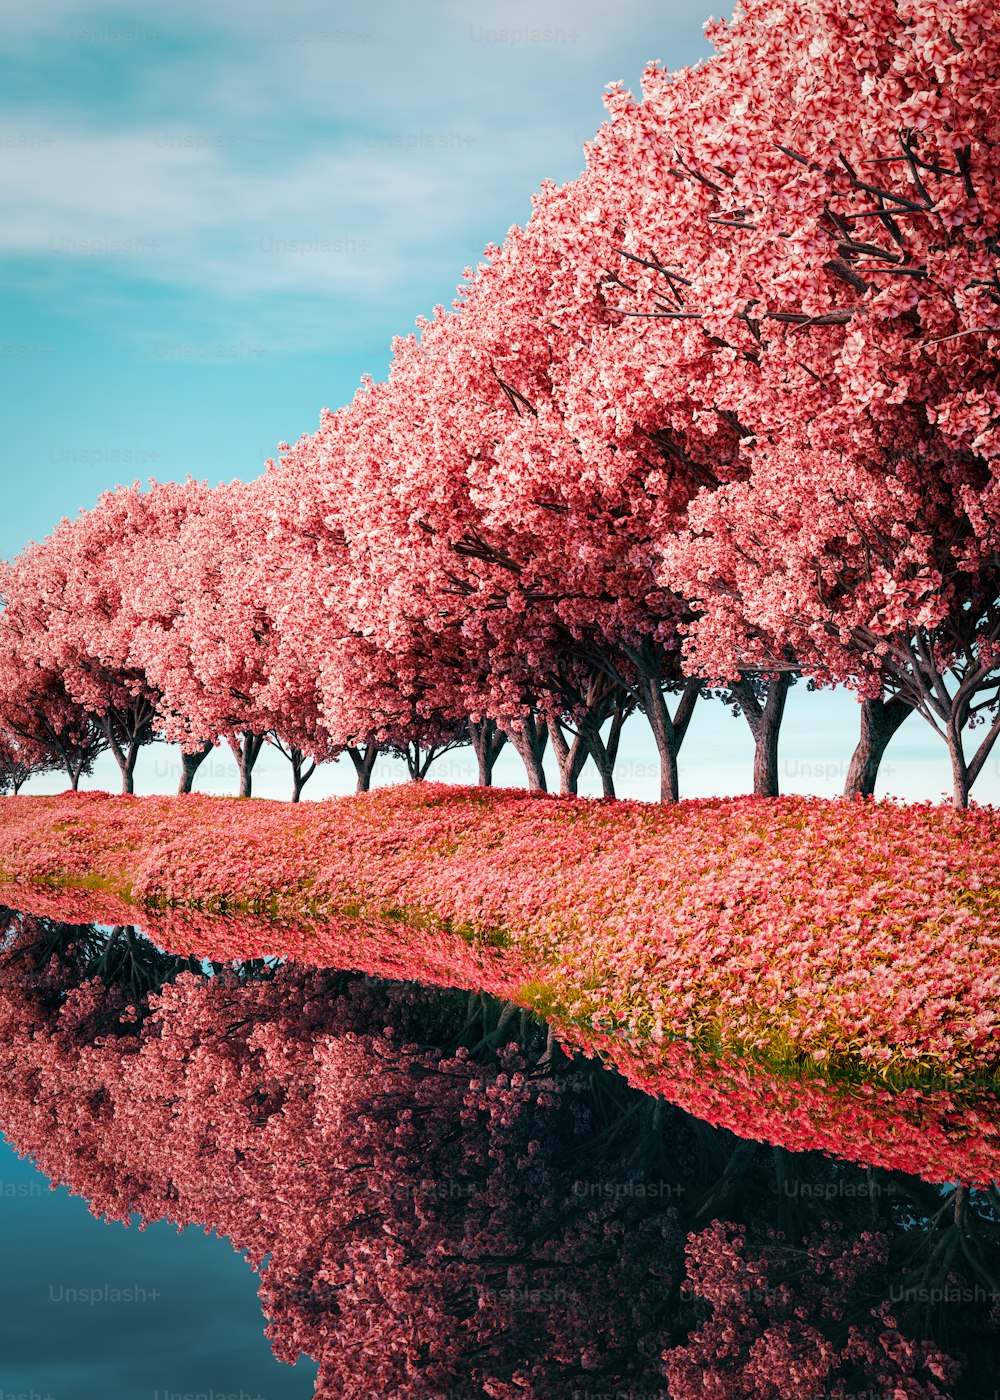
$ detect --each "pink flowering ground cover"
[1,784,998,1090]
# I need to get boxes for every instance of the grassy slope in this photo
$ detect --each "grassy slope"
[1,784,998,1088]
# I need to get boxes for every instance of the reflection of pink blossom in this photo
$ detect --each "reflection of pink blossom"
[664,1221,957,1399]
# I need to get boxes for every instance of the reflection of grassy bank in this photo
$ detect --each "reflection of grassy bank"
[2,783,999,1090]
[516,979,1000,1095]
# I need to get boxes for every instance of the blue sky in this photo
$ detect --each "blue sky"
[1,0,995,805]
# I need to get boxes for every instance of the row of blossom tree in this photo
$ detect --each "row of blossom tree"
[2,0,998,808]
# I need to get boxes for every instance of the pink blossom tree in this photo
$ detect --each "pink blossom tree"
[550,0,998,796]
[662,433,1000,807]
[274,316,717,801]
[0,520,158,794]
[0,625,107,790]
[127,476,339,800]
[430,0,999,797]
[252,447,393,794]
[258,418,541,792]
[0,727,59,794]
[0,481,246,795]
[129,479,274,797]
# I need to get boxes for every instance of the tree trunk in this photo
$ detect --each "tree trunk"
[177,740,214,796]
[606,698,628,772]
[755,675,790,798]
[231,732,265,798]
[401,741,435,782]
[503,714,548,792]
[347,744,378,793]
[730,674,792,798]
[290,748,316,803]
[237,748,253,799]
[102,722,139,794]
[581,722,616,799]
[948,727,971,810]
[640,676,701,803]
[546,717,588,796]
[100,702,154,797]
[844,696,913,798]
[61,743,82,790]
[468,718,506,787]
[67,740,93,791]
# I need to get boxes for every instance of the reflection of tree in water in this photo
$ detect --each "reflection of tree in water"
[0,909,997,1398]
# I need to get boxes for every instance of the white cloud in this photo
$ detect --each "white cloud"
[0,0,713,321]
[0,124,505,297]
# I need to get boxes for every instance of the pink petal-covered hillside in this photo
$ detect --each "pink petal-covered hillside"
[1,784,998,1087]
